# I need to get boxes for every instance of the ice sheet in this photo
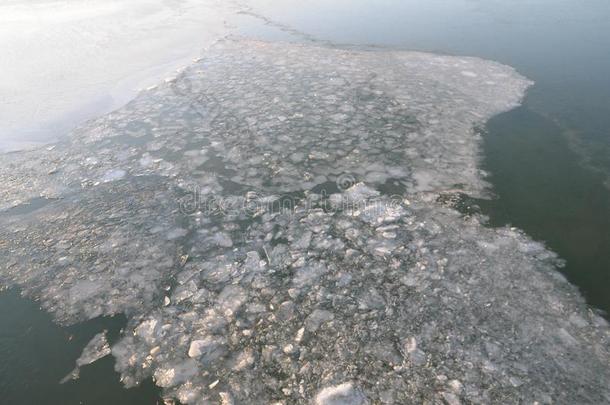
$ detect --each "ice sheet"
[0,0,234,151]
[0,39,608,404]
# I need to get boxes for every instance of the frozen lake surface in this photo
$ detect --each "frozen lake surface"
[1,38,609,404]
[0,0,232,151]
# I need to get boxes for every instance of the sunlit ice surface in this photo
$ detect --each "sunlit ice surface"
[0,0,234,151]
[1,38,609,404]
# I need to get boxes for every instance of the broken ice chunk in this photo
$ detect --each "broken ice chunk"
[315,382,368,405]
[358,202,405,225]
[101,168,127,182]
[230,348,255,371]
[165,227,188,240]
[293,262,328,287]
[207,232,233,248]
[217,285,247,315]
[441,392,461,405]
[305,309,334,332]
[461,70,478,77]
[343,183,379,202]
[243,251,266,273]
[153,359,199,388]
[358,289,386,310]
[60,331,111,383]
[68,280,102,303]
[139,153,154,168]
[75,332,112,366]
[134,318,160,343]
[188,336,228,365]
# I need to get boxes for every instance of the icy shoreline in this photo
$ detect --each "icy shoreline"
[1,39,609,404]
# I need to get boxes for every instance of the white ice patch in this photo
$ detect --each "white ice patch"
[188,336,227,359]
[315,382,368,405]
[101,168,126,183]
[154,360,199,388]
[293,262,329,287]
[461,70,478,77]
[217,285,247,315]
[166,227,188,240]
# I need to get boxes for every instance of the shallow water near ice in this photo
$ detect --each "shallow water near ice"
[480,108,610,313]
[0,289,161,404]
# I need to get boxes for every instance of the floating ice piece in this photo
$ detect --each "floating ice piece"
[206,232,233,248]
[101,168,127,182]
[154,360,199,388]
[135,319,159,343]
[357,201,405,225]
[343,183,380,202]
[315,382,368,405]
[461,70,478,78]
[305,309,334,332]
[442,392,461,405]
[230,348,255,372]
[60,331,111,383]
[188,336,227,363]
[139,153,154,168]
[217,285,247,315]
[357,288,386,310]
[166,227,188,240]
[293,262,329,287]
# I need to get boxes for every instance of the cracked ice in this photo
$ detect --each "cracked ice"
[0,39,609,404]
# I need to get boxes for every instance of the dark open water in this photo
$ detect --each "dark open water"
[2,0,609,403]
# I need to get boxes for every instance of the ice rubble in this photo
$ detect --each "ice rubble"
[0,39,609,404]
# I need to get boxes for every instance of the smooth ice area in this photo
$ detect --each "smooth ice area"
[1,39,609,404]
[0,0,233,151]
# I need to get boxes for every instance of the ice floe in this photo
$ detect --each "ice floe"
[60,331,111,383]
[0,39,609,404]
